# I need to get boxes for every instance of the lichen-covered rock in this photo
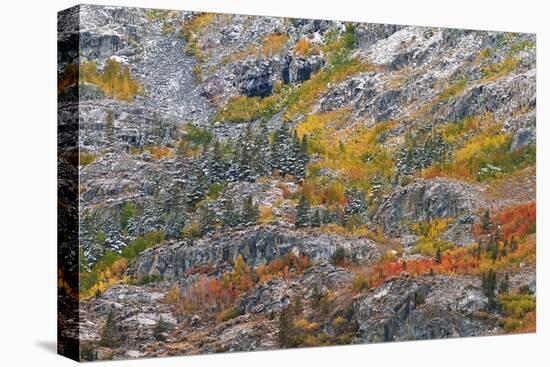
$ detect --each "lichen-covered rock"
[353,274,494,343]
[355,24,403,50]
[237,277,293,315]
[282,54,325,84]
[374,179,484,237]
[439,70,536,123]
[235,59,274,97]
[129,225,380,279]
[80,285,178,345]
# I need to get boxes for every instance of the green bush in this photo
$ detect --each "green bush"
[153,316,169,341]
[499,294,536,318]
[135,274,163,285]
[79,152,97,166]
[121,231,165,260]
[352,276,370,292]
[217,307,240,322]
[119,202,136,230]
[183,123,213,146]
[215,95,279,123]
[330,247,348,266]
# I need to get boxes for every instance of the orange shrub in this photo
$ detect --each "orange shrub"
[256,254,310,282]
[261,33,289,56]
[259,206,274,223]
[179,276,240,314]
[148,146,173,160]
[497,202,536,240]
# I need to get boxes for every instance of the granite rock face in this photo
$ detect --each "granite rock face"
[353,274,494,343]
[374,179,484,237]
[129,225,380,279]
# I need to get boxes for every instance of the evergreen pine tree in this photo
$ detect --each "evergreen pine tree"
[487,238,499,262]
[253,123,272,177]
[474,244,482,260]
[482,210,492,232]
[199,204,216,236]
[236,125,256,181]
[435,246,442,264]
[499,273,510,294]
[153,316,169,341]
[99,310,121,347]
[293,131,309,181]
[186,162,207,206]
[369,174,383,202]
[104,110,116,152]
[291,297,304,316]
[221,198,239,229]
[226,141,241,182]
[278,304,293,348]
[501,239,508,258]
[509,235,518,252]
[322,208,332,225]
[209,140,226,184]
[495,224,503,242]
[150,114,163,146]
[79,246,89,272]
[481,269,498,311]
[311,209,322,227]
[241,195,259,226]
[295,194,311,228]
[343,188,367,225]
[271,126,294,176]
[335,203,344,226]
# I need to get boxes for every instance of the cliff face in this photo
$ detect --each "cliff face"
[129,225,380,279]
[59,4,536,361]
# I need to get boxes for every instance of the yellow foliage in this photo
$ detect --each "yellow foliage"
[259,206,274,223]
[319,223,372,237]
[294,318,320,332]
[181,13,214,42]
[181,221,202,238]
[324,181,346,206]
[110,258,128,277]
[411,218,454,257]
[438,114,493,144]
[302,119,396,194]
[410,218,451,238]
[454,131,509,163]
[421,118,533,182]
[57,63,78,94]
[261,33,289,57]
[320,223,346,235]
[482,56,519,81]
[436,78,468,102]
[284,58,374,121]
[332,316,346,328]
[79,152,97,166]
[148,146,174,160]
[77,59,142,101]
[215,95,279,123]
[293,38,320,58]
[181,13,215,60]
[164,285,181,304]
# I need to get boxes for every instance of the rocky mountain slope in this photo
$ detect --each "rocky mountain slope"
[57,5,536,361]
